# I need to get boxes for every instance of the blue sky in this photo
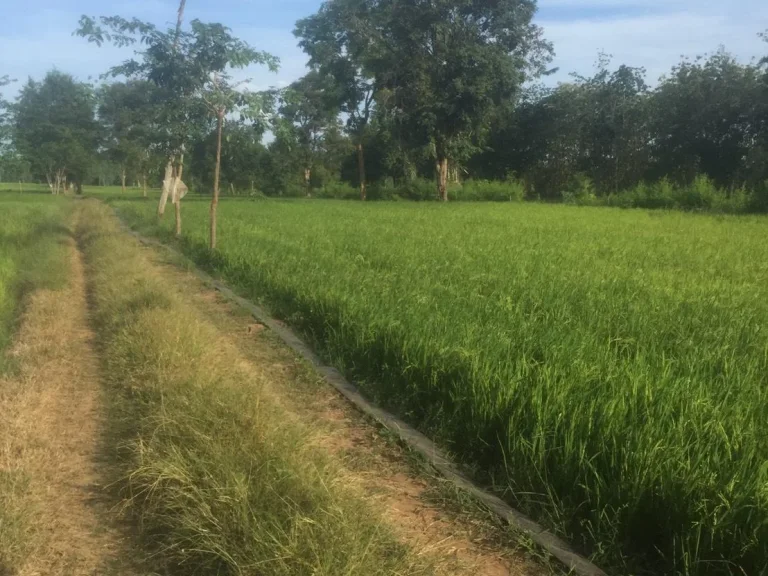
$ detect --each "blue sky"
[1,0,766,101]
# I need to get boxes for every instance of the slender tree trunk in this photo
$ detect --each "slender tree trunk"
[175,194,181,236]
[142,174,147,197]
[357,141,366,201]
[121,166,126,194]
[158,160,174,216]
[210,110,224,250]
[173,161,184,237]
[437,157,449,201]
[304,167,312,197]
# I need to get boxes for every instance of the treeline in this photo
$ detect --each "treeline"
[0,1,766,212]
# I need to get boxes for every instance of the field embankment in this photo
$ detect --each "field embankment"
[113,197,768,575]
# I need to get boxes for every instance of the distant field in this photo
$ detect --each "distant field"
[0,183,158,197]
[0,194,70,369]
[114,198,768,575]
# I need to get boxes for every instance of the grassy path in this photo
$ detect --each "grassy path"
[0,227,138,575]
[147,239,546,576]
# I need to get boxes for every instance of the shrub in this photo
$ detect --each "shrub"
[367,178,398,201]
[399,178,436,201]
[316,181,359,200]
[677,175,720,210]
[562,174,597,205]
[452,179,525,202]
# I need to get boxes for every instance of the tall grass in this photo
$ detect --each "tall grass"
[78,201,429,576]
[114,198,768,575]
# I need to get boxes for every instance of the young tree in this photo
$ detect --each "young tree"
[13,70,99,194]
[200,52,277,249]
[77,9,277,239]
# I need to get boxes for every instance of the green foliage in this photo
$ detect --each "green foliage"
[450,179,525,202]
[13,71,100,191]
[316,180,358,199]
[99,80,162,185]
[79,201,428,575]
[116,198,768,575]
[76,14,278,162]
[599,176,755,213]
[472,49,768,200]
[398,178,437,201]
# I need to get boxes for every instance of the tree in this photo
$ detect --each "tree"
[190,122,270,193]
[0,76,14,146]
[649,50,763,188]
[295,0,378,199]
[275,71,340,196]
[77,8,277,241]
[99,80,160,195]
[200,53,277,249]
[365,0,552,199]
[13,70,100,194]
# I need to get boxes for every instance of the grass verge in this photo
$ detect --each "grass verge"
[76,199,430,575]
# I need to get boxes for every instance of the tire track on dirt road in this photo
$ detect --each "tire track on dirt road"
[0,227,138,576]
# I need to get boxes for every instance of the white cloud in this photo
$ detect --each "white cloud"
[538,0,767,85]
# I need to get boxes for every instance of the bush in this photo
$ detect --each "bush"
[562,174,597,205]
[316,181,359,200]
[399,178,436,201]
[452,179,525,202]
[367,178,398,201]
[677,175,720,210]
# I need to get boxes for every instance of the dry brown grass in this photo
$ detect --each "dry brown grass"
[0,233,137,576]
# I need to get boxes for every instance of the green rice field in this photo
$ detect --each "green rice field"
[113,197,768,575]
[0,194,70,369]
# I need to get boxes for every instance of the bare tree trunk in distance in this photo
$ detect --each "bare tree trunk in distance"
[173,160,184,237]
[304,167,311,197]
[142,174,148,197]
[210,109,223,250]
[438,157,449,201]
[357,141,366,200]
[158,160,174,216]
[121,166,126,193]
[174,0,187,47]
